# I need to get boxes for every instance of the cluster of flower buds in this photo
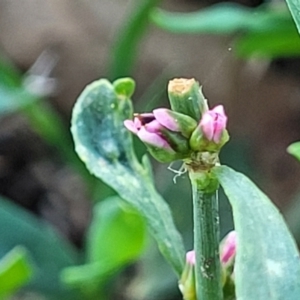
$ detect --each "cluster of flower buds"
[179,231,237,300]
[124,78,229,163]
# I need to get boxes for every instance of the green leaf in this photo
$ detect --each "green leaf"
[109,0,161,79]
[287,141,300,161]
[61,196,146,290]
[113,77,136,98]
[71,78,185,275]
[285,0,300,33]
[86,196,146,262]
[151,4,300,58]
[151,4,293,34]
[236,30,300,58]
[214,166,300,300]
[0,246,33,298]
[0,196,79,299]
[0,82,38,116]
[0,56,39,115]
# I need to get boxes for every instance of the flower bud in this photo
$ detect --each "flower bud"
[168,78,208,121]
[220,231,237,299]
[220,230,237,267]
[124,113,192,163]
[189,105,229,152]
[153,108,197,138]
[179,251,196,300]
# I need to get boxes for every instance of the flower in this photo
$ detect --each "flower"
[179,250,196,300]
[124,78,230,162]
[186,250,196,265]
[220,231,237,298]
[124,109,197,163]
[189,105,229,152]
[220,230,237,265]
[200,105,227,143]
[124,113,173,150]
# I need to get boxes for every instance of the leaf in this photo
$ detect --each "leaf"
[151,4,300,58]
[236,30,300,58]
[61,196,146,289]
[285,0,300,33]
[0,56,39,115]
[0,196,79,299]
[0,87,38,115]
[214,166,300,300]
[287,141,300,161]
[86,196,146,263]
[151,4,293,34]
[71,78,185,275]
[109,0,161,79]
[0,246,33,298]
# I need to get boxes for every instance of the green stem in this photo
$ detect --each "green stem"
[190,172,223,300]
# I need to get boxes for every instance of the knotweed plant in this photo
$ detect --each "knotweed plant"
[71,77,300,300]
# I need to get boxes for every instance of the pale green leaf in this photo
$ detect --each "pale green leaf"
[71,78,185,275]
[214,166,300,300]
[285,0,300,33]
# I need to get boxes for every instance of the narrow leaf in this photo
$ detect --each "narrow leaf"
[0,246,33,297]
[287,141,300,161]
[151,4,293,34]
[109,0,161,79]
[214,165,300,300]
[62,196,146,290]
[285,0,300,33]
[0,196,79,299]
[71,79,185,275]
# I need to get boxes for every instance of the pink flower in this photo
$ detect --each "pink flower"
[199,105,227,143]
[220,231,237,264]
[186,250,196,265]
[124,108,197,154]
[124,112,173,150]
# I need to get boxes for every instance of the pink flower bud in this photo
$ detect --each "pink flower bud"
[153,108,180,132]
[137,127,172,150]
[180,250,196,300]
[220,231,237,264]
[124,114,173,149]
[199,105,227,143]
[124,109,196,162]
[186,250,196,265]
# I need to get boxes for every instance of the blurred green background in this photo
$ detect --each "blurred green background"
[1,0,300,299]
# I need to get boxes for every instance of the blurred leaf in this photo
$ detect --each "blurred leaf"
[0,88,38,115]
[71,78,185,275]
[0,55,23,87]
[287,141,300,161]
[0,196,79,299]
[86,196,146,263]
[109,0,160,79]
[285,0,300,33]
[0,246,33,298]
[0,57,39,115]
[151,4,293,34]
[151,4,300,58]
[61,196,146,291]
[0,55,102,195]
[236,30,300,58]
[214,166,300,300]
